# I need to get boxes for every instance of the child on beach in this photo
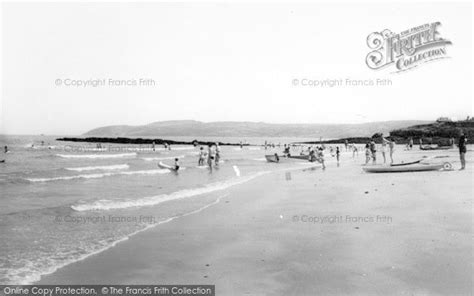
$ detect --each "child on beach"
[318,147,326,169]
[308,146,316,162]
[352,143,358,158]
[370,141,377,164]
[283,144,291,157]
[365,143,371,165]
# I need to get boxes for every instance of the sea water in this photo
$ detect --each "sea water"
[0,135,322,284]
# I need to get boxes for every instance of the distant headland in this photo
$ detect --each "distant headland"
[55,119,473,146]
[81,120,430,138]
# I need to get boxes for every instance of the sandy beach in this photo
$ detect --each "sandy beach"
[38,149,473,295]
[2,2,472,294]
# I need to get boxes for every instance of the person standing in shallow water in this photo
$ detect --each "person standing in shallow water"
[458,133,467,170]
[215,143,221,165]
[317,147,326,170]
[207,145,215,171]
[198,147,205,166]
[336,146,340,165]
[352,143,358,158]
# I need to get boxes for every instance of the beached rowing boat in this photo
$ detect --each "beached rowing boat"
[391,155,450,167]
[363,162,451,173]
[265,154,281,163]
[419,145,451,151]
[288,155,310,160]
[288,154,319,162]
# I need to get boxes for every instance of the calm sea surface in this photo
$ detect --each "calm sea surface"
[0,135,323,284]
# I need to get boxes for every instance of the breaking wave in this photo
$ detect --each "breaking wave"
[71,171,267,211]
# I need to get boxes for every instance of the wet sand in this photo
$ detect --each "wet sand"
[39,149,473,295]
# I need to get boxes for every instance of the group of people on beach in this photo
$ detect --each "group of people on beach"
[281,144,329,169]
[364,137,396,165]
[264,141,282,150]
[198,143,221,170]
[277,135,400,167]
[169,143,222,172]
[168,143,221,172]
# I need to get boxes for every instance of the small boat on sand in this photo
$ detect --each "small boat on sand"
[265,154,281,163]
[289,154,319,162]
[288,155,311,160]
[419,145,451,151]
[391,155,450,166]
[363,162,452,173]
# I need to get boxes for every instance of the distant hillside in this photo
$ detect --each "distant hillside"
[390,120,474,143]
[83,120,431,139]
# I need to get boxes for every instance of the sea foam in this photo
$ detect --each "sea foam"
[142,155,185,161]
[26,169,169,182]
[0,197,223,285]
[65,164,129,171]
[71,171,267,211]
[56,153,137,159]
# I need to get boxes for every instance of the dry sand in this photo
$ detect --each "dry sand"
[39,148,473,295]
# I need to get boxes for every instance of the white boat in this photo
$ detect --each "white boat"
[363,162,452,173]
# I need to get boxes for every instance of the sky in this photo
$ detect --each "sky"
[1,1,472,135]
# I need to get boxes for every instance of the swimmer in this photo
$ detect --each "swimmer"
[174,158,180,171]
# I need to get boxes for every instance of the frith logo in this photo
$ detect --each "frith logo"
[366,22,452,73]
